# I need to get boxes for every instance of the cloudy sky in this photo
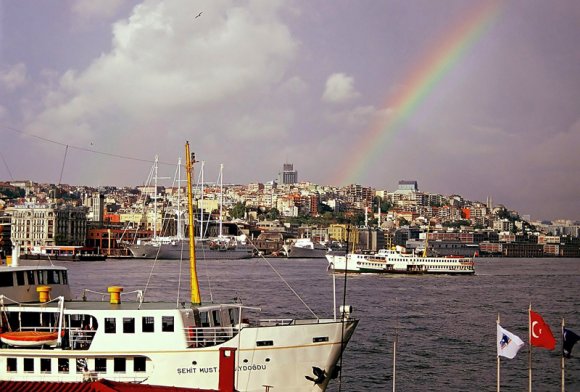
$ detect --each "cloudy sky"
[1,0,579,221]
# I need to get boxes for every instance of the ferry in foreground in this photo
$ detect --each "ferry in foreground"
[326,246,475,275]
[0,142,358,391]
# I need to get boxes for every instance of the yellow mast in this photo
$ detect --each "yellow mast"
[185,142,201,304]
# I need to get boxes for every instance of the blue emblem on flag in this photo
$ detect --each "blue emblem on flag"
[500,333,511,349]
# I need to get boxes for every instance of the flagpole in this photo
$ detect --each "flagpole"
[561,318,565,392]
[393,297,399,392]
[528,304,532,392]
[393,328,397,392]
[497,313,501,392]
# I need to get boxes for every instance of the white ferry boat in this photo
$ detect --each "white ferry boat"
[0,143,358,391]
[0,247,72,303]
[326,247,475,275]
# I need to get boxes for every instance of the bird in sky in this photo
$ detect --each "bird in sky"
[195,12,202,18]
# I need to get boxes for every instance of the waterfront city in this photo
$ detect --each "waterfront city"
[1,163,579,260]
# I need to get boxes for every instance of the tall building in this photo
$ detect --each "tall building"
[84,192,105,223]
[281,163,298,185]
[7,203,88,251]
[343,184,373,206]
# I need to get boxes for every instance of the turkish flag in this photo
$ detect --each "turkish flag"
[530,310,556,350]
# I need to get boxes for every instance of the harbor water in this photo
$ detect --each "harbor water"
[55,257,580,391]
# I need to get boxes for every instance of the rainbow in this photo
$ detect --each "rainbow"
[333,0,503,186]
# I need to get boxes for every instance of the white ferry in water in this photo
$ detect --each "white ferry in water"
[0,143,358,391]
[326,246,475,275]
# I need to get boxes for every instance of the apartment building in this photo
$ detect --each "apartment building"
[8,203,88,251]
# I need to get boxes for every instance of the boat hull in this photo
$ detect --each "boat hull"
[285,246,328,258]
[0,318,357,391]
[127,240,253,260]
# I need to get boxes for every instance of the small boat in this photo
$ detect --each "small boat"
[19,245,107,261]
[326,246,475,275]
[0,331,60,347]
[283,238,330,258]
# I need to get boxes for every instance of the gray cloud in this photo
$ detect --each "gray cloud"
[1,0,579,221]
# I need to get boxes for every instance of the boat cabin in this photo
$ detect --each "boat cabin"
[0,265,71,302]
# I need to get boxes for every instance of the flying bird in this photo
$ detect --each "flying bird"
[195,12,202,18]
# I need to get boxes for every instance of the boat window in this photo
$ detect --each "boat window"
[37,270,47,285]
[95,358,107,372]
[6,358,17,372]
[142,316,155,333]
[0,272,13,287]
[228,308,240,325]
[16,271,25,286]
[27,270,35,285]
[41,358,51,373]
[76,358,88,373]
[58,358,69,373]
[199,311,210,327]
[211,310,221,327]
[48,270,60,284]
[105,318,116,333]
[24,358,34,372]
[162,316,174,332]
[134,357,147,372]
[114,358,126,373]
[256,340,274,347]
[123,318,135,333]
[62,271,68,285]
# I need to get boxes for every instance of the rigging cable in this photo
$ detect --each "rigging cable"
[58,145,69,185]
[245,236,319,319]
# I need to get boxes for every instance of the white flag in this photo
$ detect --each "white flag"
[497,324,524,359]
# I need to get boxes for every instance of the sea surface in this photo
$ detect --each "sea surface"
[55,257,580,392]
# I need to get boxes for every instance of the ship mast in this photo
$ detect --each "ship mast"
[185,142,201,304]
[219,163,223,237]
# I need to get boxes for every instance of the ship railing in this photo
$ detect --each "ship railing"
[184,326,239,348]
[17,326,58,332]
[258,318,293,326]
[69,328,96,350]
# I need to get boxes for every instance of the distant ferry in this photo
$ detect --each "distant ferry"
[326,247,475,275]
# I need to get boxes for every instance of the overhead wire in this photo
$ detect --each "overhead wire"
[0,124,175,166]
[0,151,14,180]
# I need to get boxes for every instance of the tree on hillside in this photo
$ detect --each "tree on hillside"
[230,202,246,219]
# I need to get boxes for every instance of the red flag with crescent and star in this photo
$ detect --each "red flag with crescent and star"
[530,310,556,350]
